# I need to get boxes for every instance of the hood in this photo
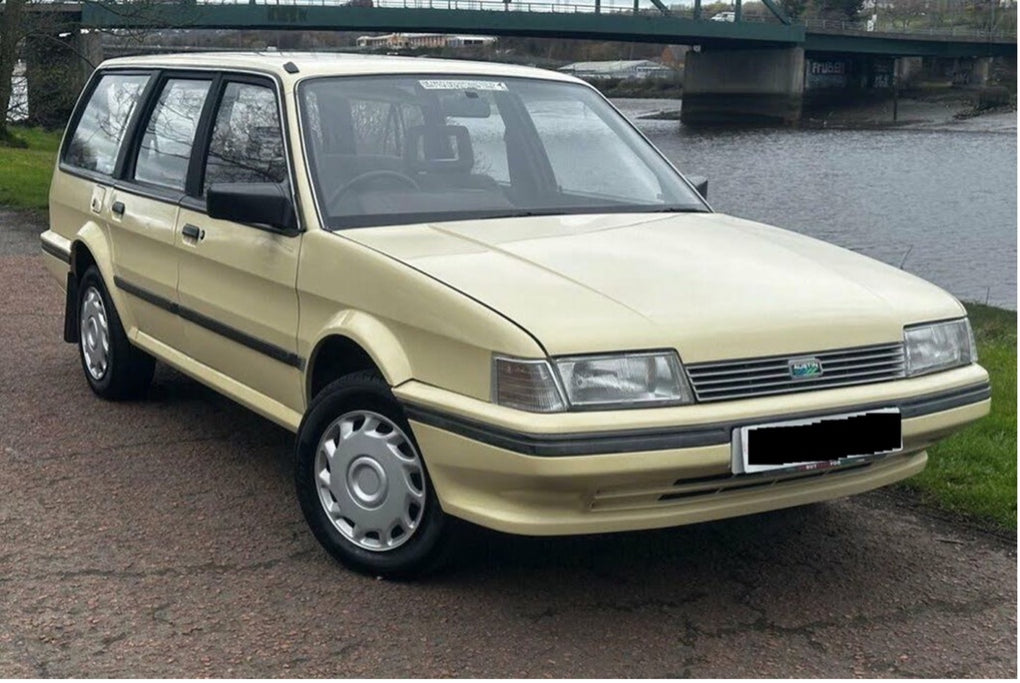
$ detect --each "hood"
[343,212,964,362]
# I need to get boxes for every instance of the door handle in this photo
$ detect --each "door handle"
[182,224,204,241]
[111,201,125,216]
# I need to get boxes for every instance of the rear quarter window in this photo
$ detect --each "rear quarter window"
[133,78,212,191]
[64,73,151,176]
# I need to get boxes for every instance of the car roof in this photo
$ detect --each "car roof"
[98,51,581,85]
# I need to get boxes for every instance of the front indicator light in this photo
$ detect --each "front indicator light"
[493,357,567,413]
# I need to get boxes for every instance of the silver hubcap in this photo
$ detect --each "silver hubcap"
[80,286,110,381]
[315,410,426,552]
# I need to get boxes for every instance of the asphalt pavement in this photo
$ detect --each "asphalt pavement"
[1,210,1015,677]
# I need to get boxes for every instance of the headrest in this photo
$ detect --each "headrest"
[404,125,474,174]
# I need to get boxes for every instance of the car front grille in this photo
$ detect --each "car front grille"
[685,342,906,402]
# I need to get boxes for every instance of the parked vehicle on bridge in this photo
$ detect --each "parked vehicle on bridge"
[41,52,990,577]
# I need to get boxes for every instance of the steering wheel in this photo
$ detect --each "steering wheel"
[327,170,420,209]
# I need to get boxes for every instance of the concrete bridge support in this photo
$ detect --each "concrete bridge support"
[24,29,101,129]
[963,57,991,85]
[681,47,805,126]
[896,56,923,84]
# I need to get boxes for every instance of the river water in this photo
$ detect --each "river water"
[614,97,1018,309]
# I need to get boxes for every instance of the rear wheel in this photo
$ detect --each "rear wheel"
[77,265,155,400]
[295,371,451,578]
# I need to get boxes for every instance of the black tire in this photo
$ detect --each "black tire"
[295,370,452,579]
[77,265,155,400]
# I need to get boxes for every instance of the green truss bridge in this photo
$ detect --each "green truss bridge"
[20,0,1007,58]
[14,0,1018,125]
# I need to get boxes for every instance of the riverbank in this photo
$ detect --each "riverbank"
[633,88,1017,131]
[802,87,1017,130]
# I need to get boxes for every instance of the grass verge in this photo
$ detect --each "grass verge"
[0,125,62,212]
[900,303,1017,531]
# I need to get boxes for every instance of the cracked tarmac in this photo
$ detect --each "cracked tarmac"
[1,209,1016,677]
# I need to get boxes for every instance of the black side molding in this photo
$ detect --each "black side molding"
[114,276,173,313]
[403,381,991,458]
[113,276,305,370]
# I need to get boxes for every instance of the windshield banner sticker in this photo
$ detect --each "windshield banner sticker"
[418,79,508,91]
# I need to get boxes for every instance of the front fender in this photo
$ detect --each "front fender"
[307,310,413,393]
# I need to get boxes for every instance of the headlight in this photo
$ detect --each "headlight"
[555,352,693,409]
[904,318,977,377]
[493,351,693,412]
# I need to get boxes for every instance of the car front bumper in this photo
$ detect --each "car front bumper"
[395,364,990,536]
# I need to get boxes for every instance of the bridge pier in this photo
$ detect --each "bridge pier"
[680,47,805,126]
[961,57,991,86]
[24,30,101,129]
[896,57,923,83]
[801,53,896,111]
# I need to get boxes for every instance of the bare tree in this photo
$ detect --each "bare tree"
[3,0,189,140]
[882,0,928,30]
[1,0,28,143]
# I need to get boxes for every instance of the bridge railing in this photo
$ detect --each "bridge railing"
[197,0,653,13]
[51,0,1020,41]
[195,0,1019,36]
[803,18,1017,40]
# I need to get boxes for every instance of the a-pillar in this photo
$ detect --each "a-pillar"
[24,29,101,129]
[681,46,805,126]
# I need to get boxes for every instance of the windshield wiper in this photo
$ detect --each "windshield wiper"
[487,206,709,219]
[481,209,569,219]
[644,205,710,213]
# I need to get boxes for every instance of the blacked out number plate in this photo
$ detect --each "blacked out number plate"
[737,409,902,475]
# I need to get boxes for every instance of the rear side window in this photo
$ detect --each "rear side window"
[64,73,150,176]
[133,78,212,191]
[203,82,287,193]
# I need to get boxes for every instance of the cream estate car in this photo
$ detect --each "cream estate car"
[41,52,990,577]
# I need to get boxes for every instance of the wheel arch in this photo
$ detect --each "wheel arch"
[305,312,414,405]
[63,222,115,343]
[70,221,113,283]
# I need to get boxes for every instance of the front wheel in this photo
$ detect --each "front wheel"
[295,371,450,578]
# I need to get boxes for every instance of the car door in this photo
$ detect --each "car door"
[108,73,214,346]
[175,74,303,413]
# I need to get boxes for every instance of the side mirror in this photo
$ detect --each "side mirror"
[206,182,298,232]
[688,175,708,200]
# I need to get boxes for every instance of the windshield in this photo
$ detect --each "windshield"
[298,75,707,229]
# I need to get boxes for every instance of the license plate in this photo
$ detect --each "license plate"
[734,409,902,475]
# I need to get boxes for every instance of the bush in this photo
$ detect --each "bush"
[0,129,29,149]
